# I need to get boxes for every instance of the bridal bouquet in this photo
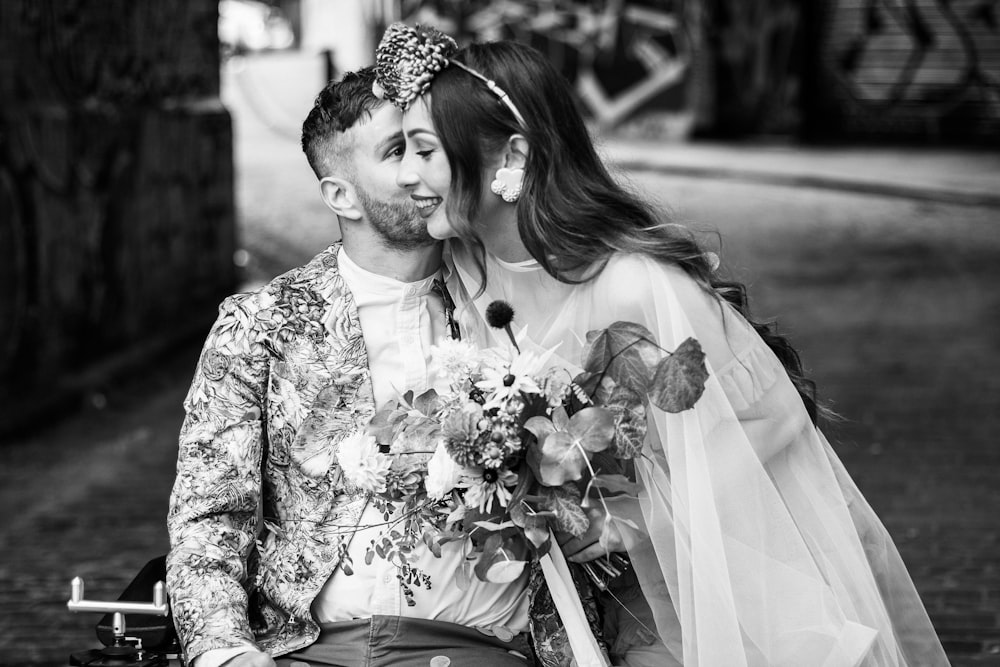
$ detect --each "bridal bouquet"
[334,301,708,603]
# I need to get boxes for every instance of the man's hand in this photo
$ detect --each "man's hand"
[556,505,627,563]
[220,651,276,667]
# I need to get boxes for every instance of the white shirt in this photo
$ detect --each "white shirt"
[197,248,527,667]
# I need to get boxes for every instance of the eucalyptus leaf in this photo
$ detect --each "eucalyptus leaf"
[523,513,551,549]
[592,474,640,495]
[473,534,506,581]
[524,415,556,441]
[567,407,616,453]
[650,338,709,413]
[456,560,471,591]
[473,520,516,532]
[486,558,527,583]
[600,514,640,550]
[551,405,570,430]
[527,431,587,486]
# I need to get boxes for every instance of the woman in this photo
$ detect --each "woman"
[374,23,949,667]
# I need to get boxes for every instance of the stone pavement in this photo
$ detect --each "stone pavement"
[2,52,999,666]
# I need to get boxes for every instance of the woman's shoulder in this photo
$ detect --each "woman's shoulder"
[595,253,690,296]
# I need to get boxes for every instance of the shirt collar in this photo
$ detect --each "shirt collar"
[338,246,439,298]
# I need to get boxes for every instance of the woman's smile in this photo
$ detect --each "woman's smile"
[411,194,442,217]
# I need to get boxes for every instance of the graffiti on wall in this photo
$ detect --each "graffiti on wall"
[377,1,698,130]
[825,0,1000,138]
[701,0,802,135]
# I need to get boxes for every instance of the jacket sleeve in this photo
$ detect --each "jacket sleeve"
[166,294,271,664]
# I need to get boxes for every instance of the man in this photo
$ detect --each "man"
[166,68,539,667]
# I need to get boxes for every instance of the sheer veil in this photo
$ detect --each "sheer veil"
[445,240,949,667]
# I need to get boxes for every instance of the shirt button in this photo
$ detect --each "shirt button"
[384,573,393,584]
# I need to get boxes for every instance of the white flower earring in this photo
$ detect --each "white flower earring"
[490,167,524,203]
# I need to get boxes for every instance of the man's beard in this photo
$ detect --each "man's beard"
[355,187,434,251]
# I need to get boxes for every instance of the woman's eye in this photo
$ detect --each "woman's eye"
[416,149,434,158]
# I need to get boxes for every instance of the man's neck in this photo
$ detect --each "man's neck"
[340,240,443,283]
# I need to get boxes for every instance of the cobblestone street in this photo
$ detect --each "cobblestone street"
[2,54,999,666]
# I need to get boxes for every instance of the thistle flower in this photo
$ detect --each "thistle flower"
[486,300,519,353]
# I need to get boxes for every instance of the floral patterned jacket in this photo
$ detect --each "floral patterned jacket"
[166,244,605,666]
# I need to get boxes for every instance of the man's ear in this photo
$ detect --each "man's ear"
[319,176,363,220]
[502,134,530,170]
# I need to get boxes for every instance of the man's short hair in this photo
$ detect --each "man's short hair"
[301,67,383,178]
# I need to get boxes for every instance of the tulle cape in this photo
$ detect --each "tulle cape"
[446,242,949,667]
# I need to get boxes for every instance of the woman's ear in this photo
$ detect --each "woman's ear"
[503,134,530,170]
[319,177,363,220]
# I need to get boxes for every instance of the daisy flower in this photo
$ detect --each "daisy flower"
[464,468,518,513]
[476,344,555,409]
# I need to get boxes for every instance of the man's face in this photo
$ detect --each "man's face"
[346,103,432,250]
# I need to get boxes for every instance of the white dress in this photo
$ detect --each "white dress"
[446,241,950,667]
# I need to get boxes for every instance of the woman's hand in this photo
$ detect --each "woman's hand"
[220,651,276,667]
[556,505,627,563]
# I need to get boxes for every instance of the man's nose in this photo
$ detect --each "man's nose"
[396,156,417,189]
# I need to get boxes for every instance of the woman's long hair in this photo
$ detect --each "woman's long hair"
[429,41,821,423]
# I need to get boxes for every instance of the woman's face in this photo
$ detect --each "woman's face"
[397,96,457,240]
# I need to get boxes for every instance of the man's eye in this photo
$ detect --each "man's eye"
[387,146,404,158]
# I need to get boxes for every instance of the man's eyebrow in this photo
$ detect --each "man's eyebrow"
[374,130,404,154]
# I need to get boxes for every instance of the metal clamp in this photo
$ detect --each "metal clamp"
[67,576,170,617]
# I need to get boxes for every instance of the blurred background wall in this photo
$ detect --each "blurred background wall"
[0,0,236,437]
[281,0,999,142]
[0,0,995,435]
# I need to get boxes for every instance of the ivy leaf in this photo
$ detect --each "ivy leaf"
[413,388,440,415]
[604,386,647,458]
[567,407,615,453]
[583,321,662,394]
[540,484,589,537]
[649,338,709,413]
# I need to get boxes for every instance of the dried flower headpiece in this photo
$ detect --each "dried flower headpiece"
[374,22,528,129]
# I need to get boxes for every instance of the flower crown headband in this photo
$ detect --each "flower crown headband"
[373,22,528,130]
